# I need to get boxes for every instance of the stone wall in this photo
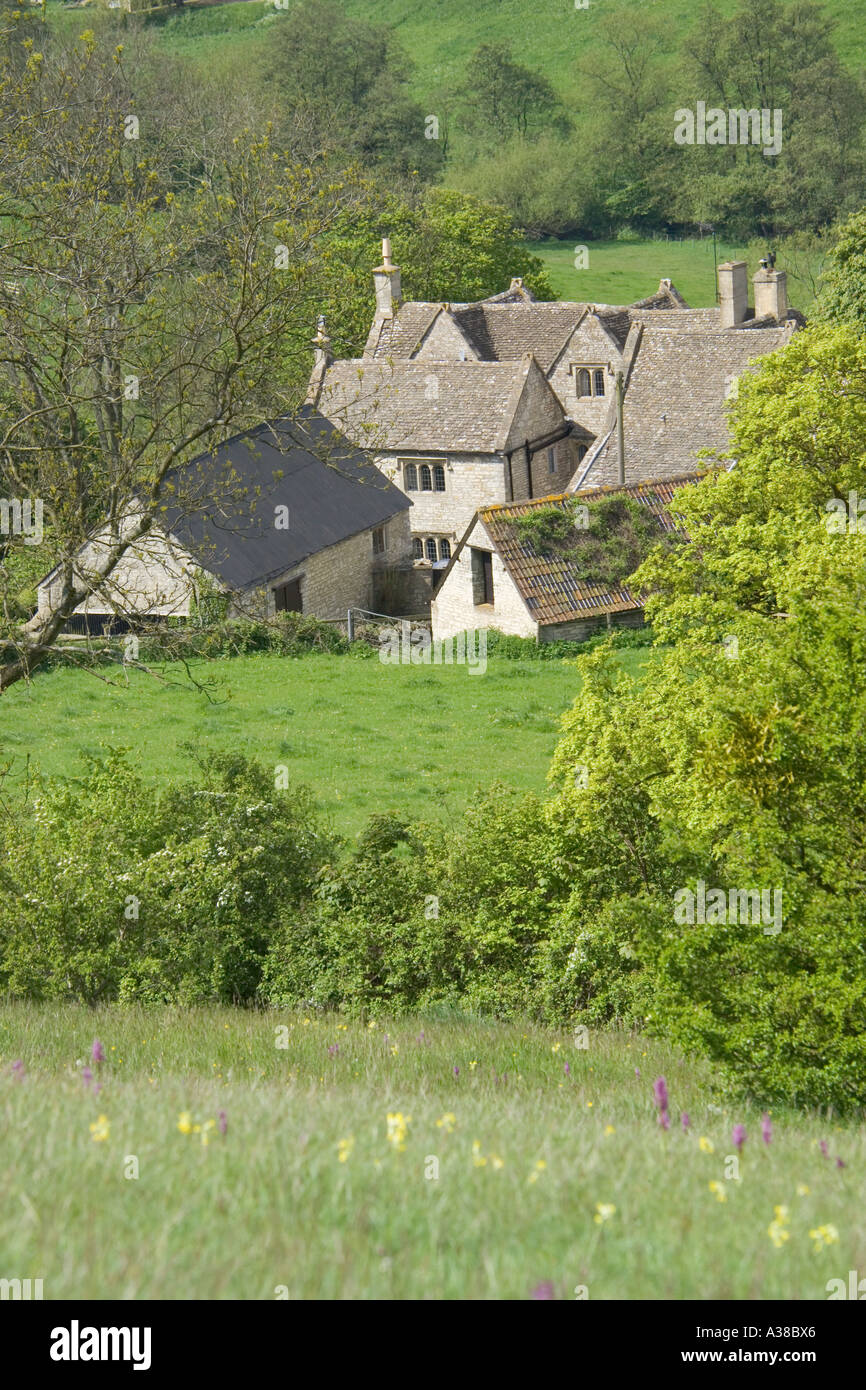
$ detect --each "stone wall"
[264,510,413,620]
[431,518,537,642]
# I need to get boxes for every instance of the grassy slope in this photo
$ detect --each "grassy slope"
[0,651,631,835]
[1,1002,861,1299]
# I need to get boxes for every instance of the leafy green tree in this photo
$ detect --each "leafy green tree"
[814,208,866,331]
[460,42,569,147]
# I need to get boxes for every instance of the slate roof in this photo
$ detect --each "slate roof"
[161,406,409,591]
[474,473,704,626]
[572,322,794,487]
[314,357,548,454]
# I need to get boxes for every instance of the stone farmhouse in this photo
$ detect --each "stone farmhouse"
[37,407,412,632]
[431,474,702,645]
[308,242,800,574]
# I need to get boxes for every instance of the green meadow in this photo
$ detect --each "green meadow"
[0,1003,861,1300]
[0,651,627,836]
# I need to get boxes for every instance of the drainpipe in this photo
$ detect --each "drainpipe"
[615,371,625,486]
[525,439,533,499]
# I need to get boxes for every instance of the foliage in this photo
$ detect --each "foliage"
[814,207,866,331]
[514,496,680,590]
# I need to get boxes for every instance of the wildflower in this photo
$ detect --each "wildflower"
[435,1113,456,1134]
[732,1124,746,1153]
[564,1062,570,1077]
[367,1021,377,1030]
[699,1136,715,1154]
[531,1281,555,1300]
[551,1043,561,1054]
[604,1125,616,1136]
[768,1205,790,1248]
[819,1140,829,1158]
[328,1045,339,1057]
[634,1067,640,1078]
[809,1224,839,1252]
[796,1183,810,1196]
[337,1137,354,1163]
[653,1076,669,1111]
[390,1046,399,1057]
[761,1113,772,1145]
[586,1101,593,1108]
[469,1060,478,1070]
[200,1120,216,1147]
[89,1115,110,1142]
[658,1109,671,1131]
[453,1066,459,1077]
[386,1112,410,1153]
[490,1154,505,1170]
[218,1111,227,1136]
[681,1112,691,1132]
[594,1203,616,1224]
[472,1140,487,1168]
[708,1180,727,1203]
[91,1040,106,1067]
[11,1059,25,1080]
[80,1065,93,1087]
[527,1160,546,1185]
[836,1157,846,1169]
[177,1112,193,1135]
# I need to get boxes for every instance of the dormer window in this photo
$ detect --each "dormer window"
[573,365,607,398]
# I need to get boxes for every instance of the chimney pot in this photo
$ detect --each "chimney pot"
[753,267,788,323]
[718,260,749,328]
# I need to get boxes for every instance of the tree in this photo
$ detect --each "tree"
[0,22,361,691]
[460,42,568,148]
[814,208,866,331]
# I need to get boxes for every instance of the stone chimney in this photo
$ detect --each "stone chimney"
[305,315,332,404]
[718,261,749,328]
[753,264,788,323]
[372,236,401,318]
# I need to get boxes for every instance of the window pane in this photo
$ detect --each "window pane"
[433,465,446,491]
[420,465,432,491]
[425,538,438,561]
[439,539,451,560]
[404,464,417,491]
[547,447,556,473]
[577,368,591,397]
[412,537,423,559]
[594,369,605,396]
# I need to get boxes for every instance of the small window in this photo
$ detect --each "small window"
[404,463,418,491]
[471,547,494,606]
[274,578,302,613]
[372,526,386,555]
[412,537,424,559]
[420,465,432,492]
[439,538,451,561]
[433,464,446,492]
[594,368,606,397]
[576,368,591,397]
[547,446,556,474]
[425,538,438,562]
[576,443,588,463]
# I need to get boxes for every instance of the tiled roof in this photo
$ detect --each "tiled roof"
[315,357,545,453]
[573,322,795,488]
[450,302,588,370]
[478,473,703,625]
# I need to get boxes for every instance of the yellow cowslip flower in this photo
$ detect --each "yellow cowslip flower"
[472,1139,487,1168]
[490,1154,505,1170]
[390,1045,399,1056]
[699,1136,715,1153]
[469,1060,478,1070]
[594,1203,616,1224]
[551,1042,561,1054]
[708,1180,727,1203]
[768,1222,790,1248]
[386,1112,410,1152]
[796,1183,810,1196]
[177,1112,193,1135]
[774,1205,790,1224]
[809,1224,839,1251]
[200,1120,216,1147]
[435,1113,456,1134]
[89,1115,110,1143]
[337,1137,354,1163]
[604,1125,616,1136]
[367,1021,378,1030]
[527,1159,547,1185]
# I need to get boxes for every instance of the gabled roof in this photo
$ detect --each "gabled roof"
[457,473,704,626]
[314,356,560,454]
[161,406,409,591]
[571,321,794,487]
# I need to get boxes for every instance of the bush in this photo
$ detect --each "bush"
[0,751,334,1005]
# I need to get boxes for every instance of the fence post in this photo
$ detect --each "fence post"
[347,608,354,644]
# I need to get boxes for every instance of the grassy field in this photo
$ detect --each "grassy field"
[48,0,865,100]
[0,651,631,835]
[1,1002,861,1300]
[529,236,752,309]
